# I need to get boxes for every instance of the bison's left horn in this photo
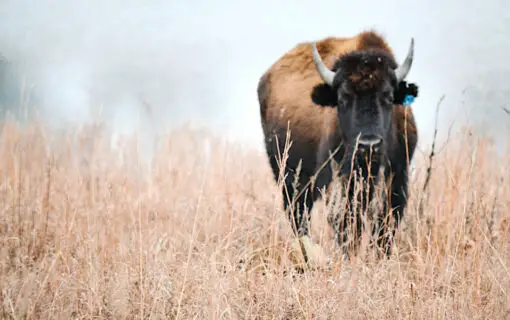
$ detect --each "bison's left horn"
[312,43,335,86]
[394,38,414,83]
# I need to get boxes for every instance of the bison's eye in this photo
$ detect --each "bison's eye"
[338,92,353,108]
[381,91,394,105]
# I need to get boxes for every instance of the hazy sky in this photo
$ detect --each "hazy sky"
[1,0,509,153]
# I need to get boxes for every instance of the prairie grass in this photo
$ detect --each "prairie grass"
[1,119,510,319]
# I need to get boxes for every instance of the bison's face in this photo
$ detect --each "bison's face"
[334,75,395,157]
[311,39,414,161]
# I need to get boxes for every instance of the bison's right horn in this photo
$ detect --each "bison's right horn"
[312,43,335,86]
[394,38,415,82]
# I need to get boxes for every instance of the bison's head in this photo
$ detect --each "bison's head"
[311,39,415,168]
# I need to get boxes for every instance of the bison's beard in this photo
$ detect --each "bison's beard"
[338,147,385,213]
[340,145,385,183]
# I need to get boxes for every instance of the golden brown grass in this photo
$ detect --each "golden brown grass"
[1,119,510,319]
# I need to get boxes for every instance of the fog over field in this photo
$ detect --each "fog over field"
[1,0,509,152]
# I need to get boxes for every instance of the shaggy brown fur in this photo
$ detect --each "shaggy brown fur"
[257,30,418,258]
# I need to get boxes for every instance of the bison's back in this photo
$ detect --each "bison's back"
[258,31,395,176]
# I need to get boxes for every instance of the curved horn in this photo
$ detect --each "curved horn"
[311,43,335,86]
[394,37,415,82]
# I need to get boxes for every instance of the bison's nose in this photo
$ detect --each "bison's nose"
[357,134,382,151]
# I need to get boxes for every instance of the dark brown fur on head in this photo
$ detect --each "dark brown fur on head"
[333,50,397,93]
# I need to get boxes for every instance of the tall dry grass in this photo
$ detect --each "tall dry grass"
[1,119,510,319]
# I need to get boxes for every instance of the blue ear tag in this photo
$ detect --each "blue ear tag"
[402,94,415,107]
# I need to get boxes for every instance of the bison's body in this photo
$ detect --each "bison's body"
[257,30,419,258]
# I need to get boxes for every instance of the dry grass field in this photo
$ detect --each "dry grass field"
[1,119,510,319]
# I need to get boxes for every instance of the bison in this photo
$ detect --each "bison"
[257,30,419,262]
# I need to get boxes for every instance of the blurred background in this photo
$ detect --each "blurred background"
[1,0,509,156]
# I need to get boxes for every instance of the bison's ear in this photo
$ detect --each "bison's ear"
[394,81,419,105]
[311,83,337,107]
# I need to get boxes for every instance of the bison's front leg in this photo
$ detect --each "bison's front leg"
[324,176,347,256]
[315,149,359,260]
[327,175,371,260]
[375,166,410,257]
